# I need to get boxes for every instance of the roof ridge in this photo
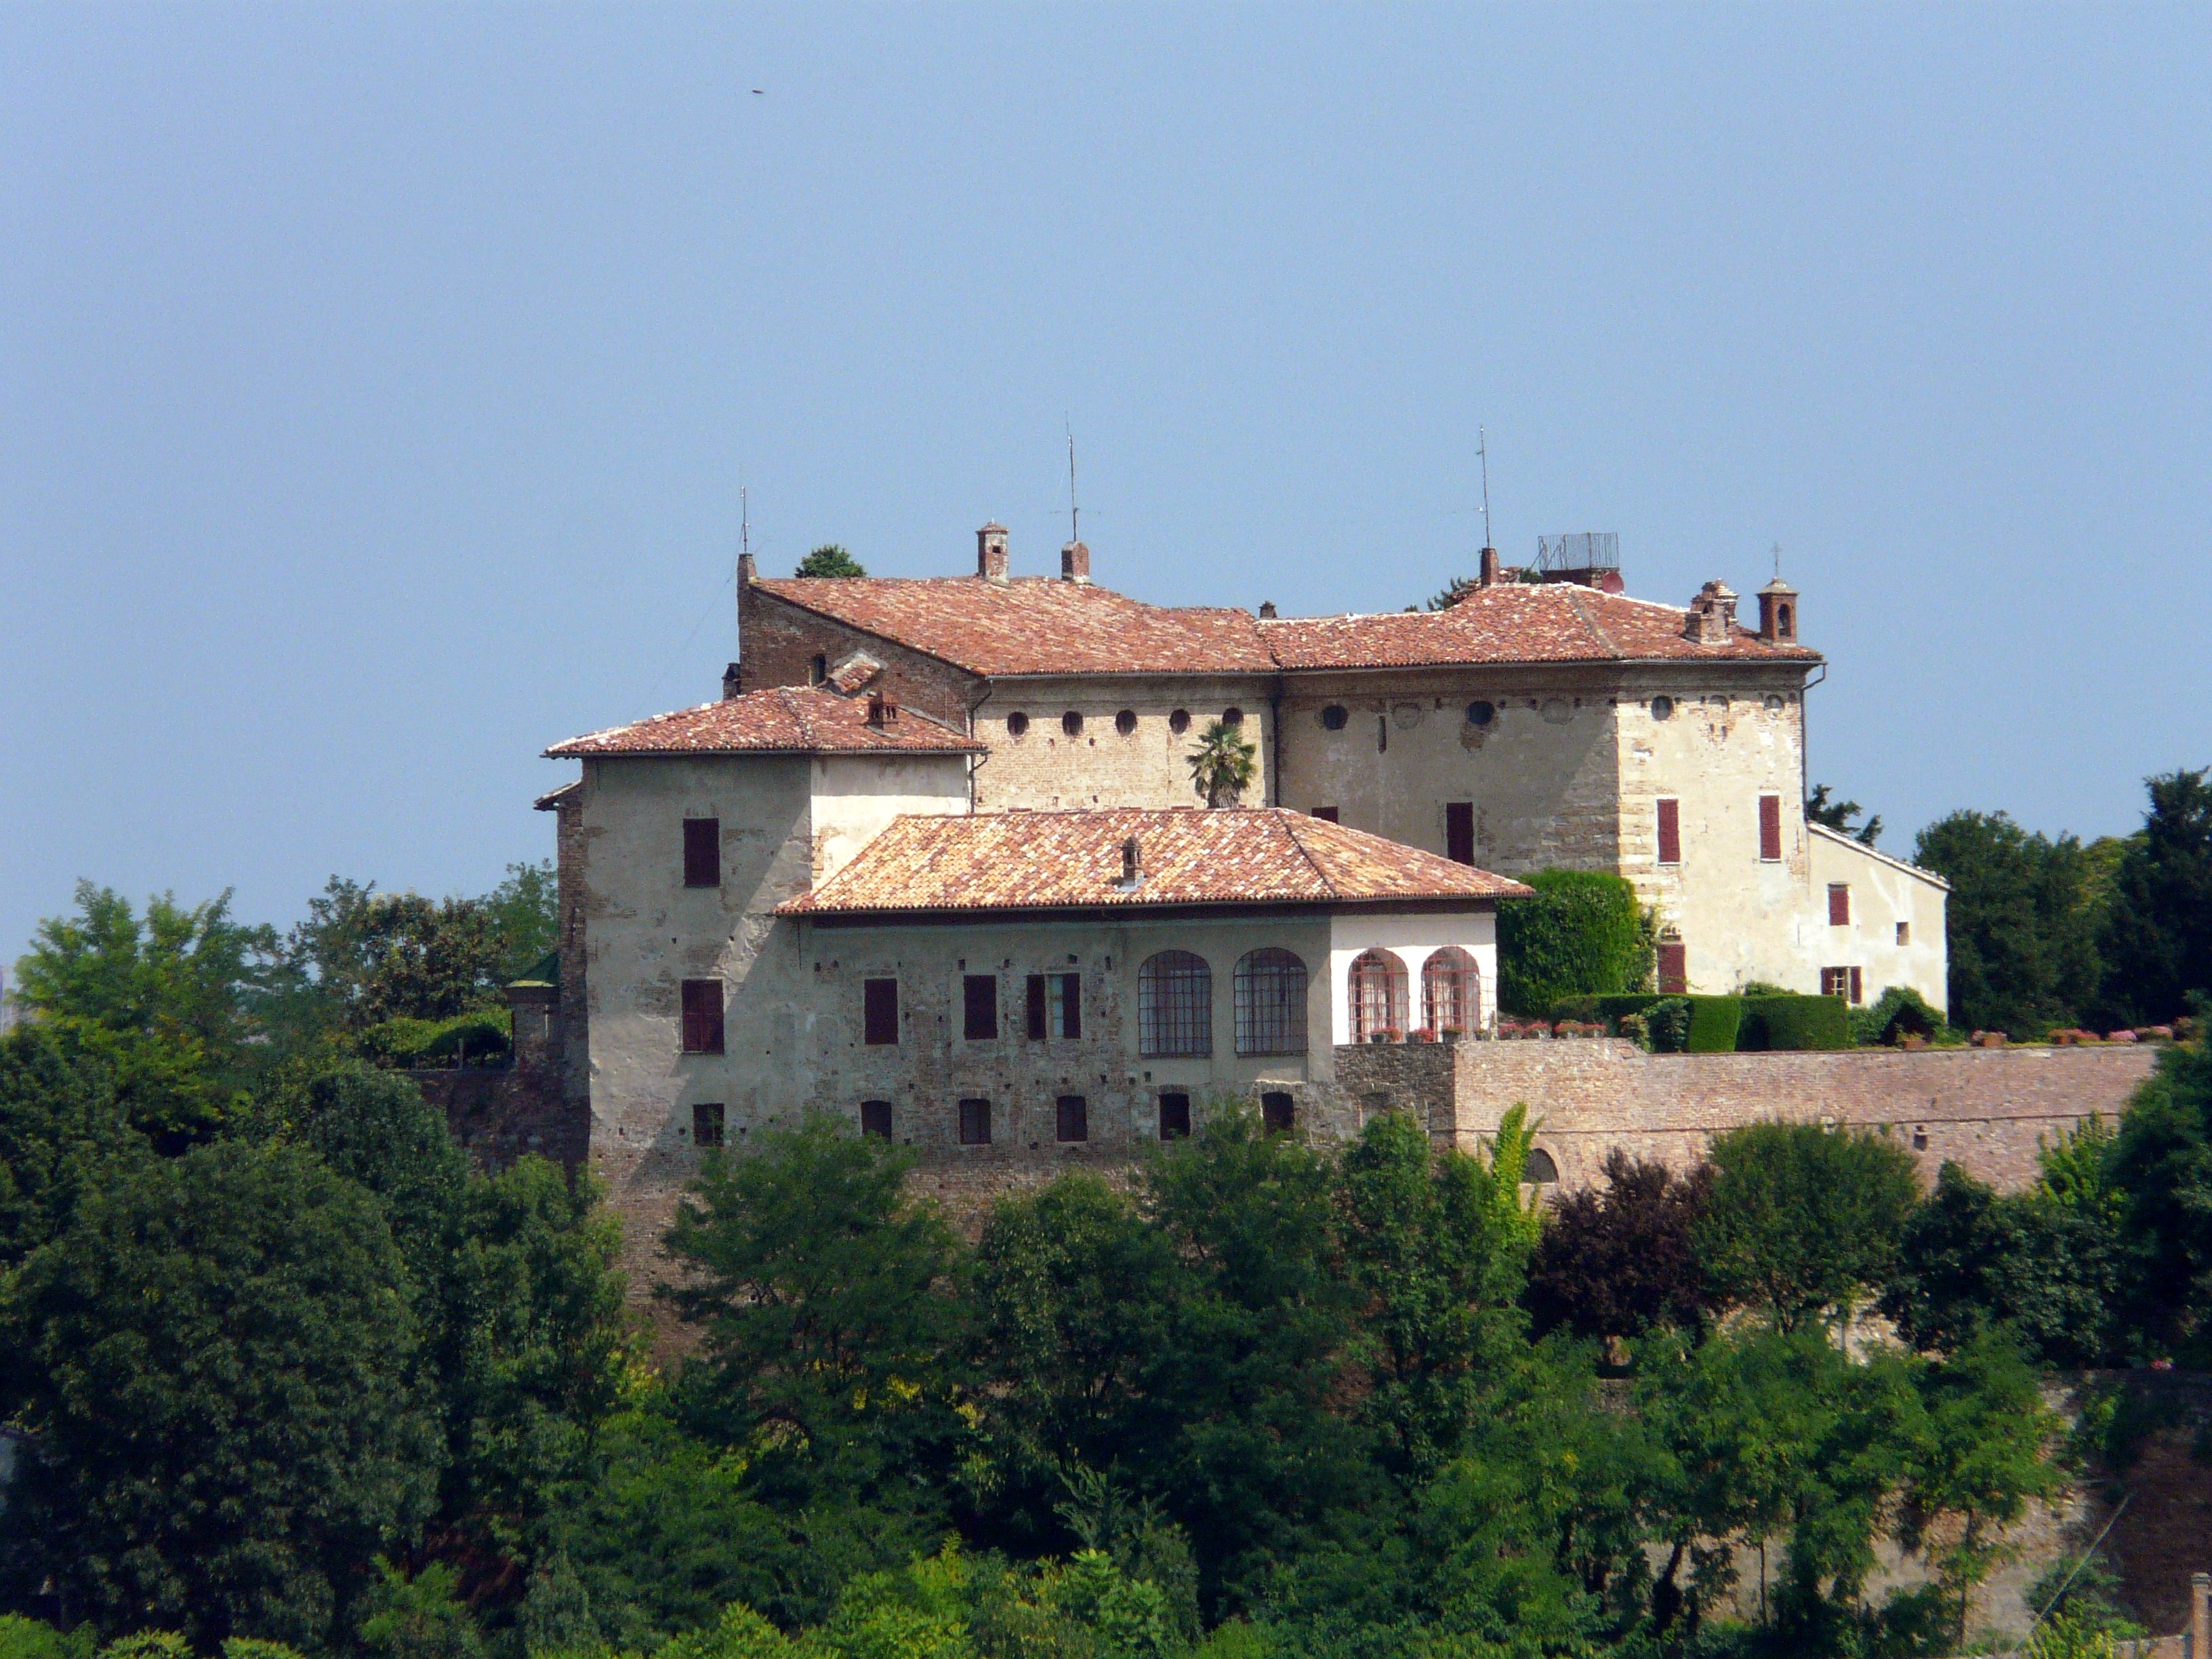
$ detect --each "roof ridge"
[1278,811,1346,899]
[1560,586,1624,659]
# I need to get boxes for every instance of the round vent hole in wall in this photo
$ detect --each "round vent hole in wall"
[1466,700,1495,727]
[1319,704,1349,731]
[1650,695,1675,721]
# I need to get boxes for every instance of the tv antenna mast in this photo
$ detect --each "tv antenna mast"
[1478,426,1493,550]
[1065,418,1079,545]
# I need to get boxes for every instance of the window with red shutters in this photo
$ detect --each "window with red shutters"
[1446,802,1475,865]
[1657,942,1688,995]
[863,978,899,1045]
[1656,798,1682,866]
[683,819,720,888]
[964,975,998,1040]
[1758,794,1782,862]
[1828,884,1851,926]
[680,979,724,1054]
[1821,966,1866,1004]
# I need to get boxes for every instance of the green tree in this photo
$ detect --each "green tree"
[794,546,866,579]
[0,1026,141,1271]
[1185,722,1256,809]
[14,883,283,1143]
[285,882,512,1031]
[0,1140,441,1647]
[2097,766,2212,1025]
[1494,869,1654,1015]
[483,861,560,983]
[2108,1041,2212,1359]
[663,1118,969,1515]
[1805,783,1882,847]
[1524,1150,1715,1343]
[1692,1122,1920,1330]
[357,1561,485,1659]
[1912,810,2105,1036]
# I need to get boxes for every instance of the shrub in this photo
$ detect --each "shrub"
[358,1008,510,1069]
[1739,995,1851,1052]
[1646,999,1693,1054]
[1496,870,1654,1015]
[1853,985,1944,1046]
[1685,998,1742,1054]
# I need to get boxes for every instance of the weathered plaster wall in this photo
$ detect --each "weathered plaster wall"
[808,754,970,882]
[1411,1038,2160,1193]
[1325,910,1498,1044]
[1273,670,1622,875]
[975,676,1275,812]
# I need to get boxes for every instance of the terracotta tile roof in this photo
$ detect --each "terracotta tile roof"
[753,576,1279,676]
[779,807,1531,916]
[546,687,983,758]
[754,575,1817,678]
[1258,583,1822,669]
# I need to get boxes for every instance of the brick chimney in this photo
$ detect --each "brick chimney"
[1119,834,1143,889]
[1757,577,1798,644]
[977,523,1010,583]
[1258,600,1277,619]
[866,691,899,727]
[1683,581,1738,644]
[722,662,742,699]
[1479,546,1502,587]
[1061,540,1090,583]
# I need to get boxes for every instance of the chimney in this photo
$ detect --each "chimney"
[1258,600,1277,619]
[737,551,757,587]
[1682,581,1737,645]
[866,691,899,727]
[1479,546,1502,587]
[1120,833,1142,888]
[1757,577,1799,644]
[1060,540,1090,583]
[722,661,742,700]
[977,522,1010,583]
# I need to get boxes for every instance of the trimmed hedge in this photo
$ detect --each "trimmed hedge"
[1496,870,1654,1016]
[359,1008,511,1069]
[1740,995,1851,1051]
[1685,996,1743,1053]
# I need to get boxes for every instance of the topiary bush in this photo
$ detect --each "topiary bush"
[1739,995,1852,1051]
[1498,871,1654,1015]
[1685,997,1744,1053]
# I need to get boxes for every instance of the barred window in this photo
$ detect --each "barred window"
[1139,951,1212,1057]
[1233,948,1308,1057]
[1421,947,1479,1035]
[1348,948,1408,1042]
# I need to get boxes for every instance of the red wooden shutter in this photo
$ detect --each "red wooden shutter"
[1828,884,1851,926]
[680,979,724,1054]
[1446,802,1475,865]
[1658,942,1688,994]
[1025,975,1048,1040]
[683,819,720,888]
[1656,799,1681,865]
[1758,795,1782,861]
[1849,966,1864,1004]
[863,978,899,1045]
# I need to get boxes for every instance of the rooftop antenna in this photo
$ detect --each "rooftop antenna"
[740,482,750,566]
[1478,426,1493,550]
[1065,417,1079,546]
[1771,541,1781,581]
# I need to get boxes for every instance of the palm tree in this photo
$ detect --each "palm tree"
[1188,720,1256,808]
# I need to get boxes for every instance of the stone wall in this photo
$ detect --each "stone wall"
[411,1061,587,1174]
[1346,1037,2163,1191]
[738,583,981,729]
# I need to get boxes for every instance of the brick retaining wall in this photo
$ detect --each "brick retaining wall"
[1387,1038,2163,1190]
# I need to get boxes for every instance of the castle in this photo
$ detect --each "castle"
[514,526,1972,1274]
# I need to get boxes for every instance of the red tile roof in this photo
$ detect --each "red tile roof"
[754,574,1816,678]
[546,687,983,758]
[779,807,1530,916]
[753,576,1279,676]
[1259,583,1818,669]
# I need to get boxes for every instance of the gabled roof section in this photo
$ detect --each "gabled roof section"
[1808,822,1952,890]
[546,687,983,758]
[754,574,1818,678]
[752,575,1278,677]
[1258,583,1822,670]
[779,807,1532,916]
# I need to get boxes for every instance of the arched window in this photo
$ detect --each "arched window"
[1348,948,1408,1042]
[1233,948,1308,1056]
[1524,1148,1559,1185]
[1421,946,1479,1036]
[1139,951,1212,1058]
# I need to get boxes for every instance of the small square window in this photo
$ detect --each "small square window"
[958,1098,992,1145]
[1896,921,1910,946]
[860,1100,893,1140]
[1158,1092,1191,1140]
[692,1103,725,1149]
[1056,1096,1088,1143]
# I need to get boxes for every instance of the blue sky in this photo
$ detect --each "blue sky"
[3,4,2207,965]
